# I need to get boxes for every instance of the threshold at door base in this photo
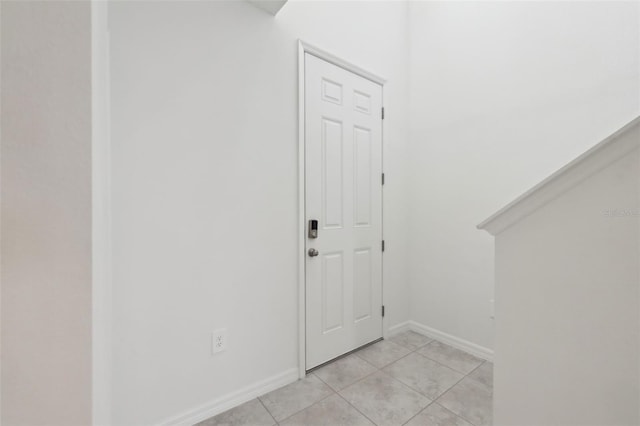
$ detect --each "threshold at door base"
[305,337,384,374]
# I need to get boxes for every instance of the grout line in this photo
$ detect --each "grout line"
[311,370,331,386]
[412,349,474,377]
[343,352,379,372]
[354,340,418,370]
[434,402,474,423]
[274,391,337,424]
[366,369,434,425]
[311,357,384,425]
[353,334,440,393]
[263,333,490,426]
[384,337,486,409]
[336,336,479,426]
[271,374,337,424]
[313,359,377,393]
[414,340,485,375]
[438,374,467,400]
[315,346,386,392]
[467,360,486,376]
[312,368,347,392]
[387,331,434,351]
[376,334,489,425]
[432,358,493,426]
[335,391,380,426]
[307,338,383,374]
[331,360,382,391]
[433,374,476,425]
[461,361,494,392]
[444,408,478,426]
[257,395,278,425]
[382,366,443,403]
[400,401,435,426]
[412,339,434,351]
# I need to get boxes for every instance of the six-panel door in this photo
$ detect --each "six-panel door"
[305,53,383,370]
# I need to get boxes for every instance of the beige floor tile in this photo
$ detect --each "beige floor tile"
[259,374,333,422]
[339,371,430,426]
[437,377,493,426]
[417,341,483,374]
[279,394,374,426]
[195,398,275,426]
[404,403,473,426]
[389,331,433,351]
[383,352,464,400]
[468,362,493,388]
[355,340,411,368]
[209,339,494,426]
[314,354,377,391]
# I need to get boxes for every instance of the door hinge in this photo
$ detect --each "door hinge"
[381,173,385,185]
[382,305,385,317]
[381,107,385,120]
[382,240,385,252]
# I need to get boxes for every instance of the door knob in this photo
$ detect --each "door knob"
[308,248,319,257]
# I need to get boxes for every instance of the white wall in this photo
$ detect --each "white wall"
[108,1,640,422]
[1,1,93,424]
[407,1,640,350]
[108,1,410,423]
[492,137,639,425]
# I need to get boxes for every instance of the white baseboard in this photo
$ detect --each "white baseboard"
[158,322,491,425]
[158,368,299,426]
[387,320,411,337]
[408,321,494,362]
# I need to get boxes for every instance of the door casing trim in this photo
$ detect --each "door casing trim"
[297,40,386,378]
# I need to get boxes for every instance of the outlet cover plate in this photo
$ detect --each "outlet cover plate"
[212,328,227,354]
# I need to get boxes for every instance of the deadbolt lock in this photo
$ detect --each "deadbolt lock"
[308,219,318,239]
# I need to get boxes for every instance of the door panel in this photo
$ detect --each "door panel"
[354,126,372,227]
[322,118,344,229]
[305,53,383,369]
[322,252,344,333]
[353,248,373,323]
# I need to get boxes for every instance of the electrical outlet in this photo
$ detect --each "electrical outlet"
[212,329,227,354]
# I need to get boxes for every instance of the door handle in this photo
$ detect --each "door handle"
[308,248,319,257]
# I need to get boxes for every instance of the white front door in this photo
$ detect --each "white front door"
[305,53,383,370]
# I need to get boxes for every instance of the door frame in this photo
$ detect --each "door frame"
[297,40,387,378]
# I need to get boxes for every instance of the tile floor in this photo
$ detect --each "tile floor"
[197,331,493,426]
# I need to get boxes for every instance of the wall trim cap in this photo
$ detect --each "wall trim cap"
[478,115,640,236]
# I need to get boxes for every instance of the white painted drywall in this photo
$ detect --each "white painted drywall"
[491,135,639,425]
[1,1,93,424]
[407,1,640,350]
[246,0,288,16]
[108,1,410,423]
[92,2,113,425]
